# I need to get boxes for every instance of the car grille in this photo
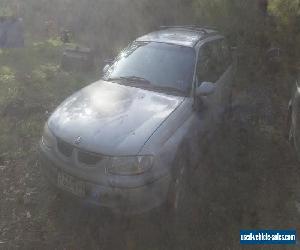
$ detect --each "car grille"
[57,139,73,157]
[78,151,103,165]
[57,138,103,165]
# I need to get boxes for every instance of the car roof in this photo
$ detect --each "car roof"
[136,26,218,47]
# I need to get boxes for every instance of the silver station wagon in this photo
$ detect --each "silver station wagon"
[39,26,235,214]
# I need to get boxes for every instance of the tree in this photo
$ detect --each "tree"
[268,0,300,68]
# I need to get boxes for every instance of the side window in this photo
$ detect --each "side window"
[220,39,232,67]
[197,43,214,84]
[197,39,230,85]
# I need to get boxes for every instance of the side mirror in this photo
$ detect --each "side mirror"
[196,82,216,97]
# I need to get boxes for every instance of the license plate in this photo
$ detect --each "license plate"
[57,171,86,197]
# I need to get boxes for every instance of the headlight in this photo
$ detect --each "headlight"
[42,124,56,148]
[108,156,154,176]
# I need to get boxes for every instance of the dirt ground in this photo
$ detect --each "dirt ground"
[1,78,300,250]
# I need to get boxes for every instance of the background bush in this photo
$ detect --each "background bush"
[1,0,300,162]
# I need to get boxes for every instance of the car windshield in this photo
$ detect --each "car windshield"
[104,42,196,96]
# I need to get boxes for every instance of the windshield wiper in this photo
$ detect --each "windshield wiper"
[107,76,186,96]
[150,85,186,95]
[107,76,151,85]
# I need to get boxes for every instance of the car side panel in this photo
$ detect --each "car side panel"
[140,98,210,175]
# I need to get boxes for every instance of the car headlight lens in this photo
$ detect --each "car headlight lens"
[108,156,154,176]
[42,124,56,148]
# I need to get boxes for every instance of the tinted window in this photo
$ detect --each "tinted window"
[104,42,196,95]
[220,39,232,67]
[197,39,231,85]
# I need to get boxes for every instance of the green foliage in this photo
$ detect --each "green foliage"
[0,38,96,160]
[1,0,300,161]
[192,0,300,76]
[268,0,300,65]
[0,66,20,108]
[0,6,12,16]
[32,64,60,82]
[0,0,13,16]
[0,66,15,83]
[269,0,300,23]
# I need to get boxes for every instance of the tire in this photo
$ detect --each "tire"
[288,114,294,144]
[222,90,233,125]
[164,152,192,224]
[226,90,233,119]
[287,103,293,142]
[288,112,300,163]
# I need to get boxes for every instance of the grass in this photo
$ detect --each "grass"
[0,38,98,162]
[1,34,299,250]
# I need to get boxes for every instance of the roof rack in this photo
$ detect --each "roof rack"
[159,25,206,33]
[159,25,217,33]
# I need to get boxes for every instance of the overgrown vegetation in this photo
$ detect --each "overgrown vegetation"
[0,0,299,174]
[0,39,96,161]
[1,1,300,249]
[0,0,299,181]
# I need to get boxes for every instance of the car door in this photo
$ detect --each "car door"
[196,38,233,124]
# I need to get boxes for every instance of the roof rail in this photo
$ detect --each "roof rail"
[159,25,209,33]
[202,25,218,30]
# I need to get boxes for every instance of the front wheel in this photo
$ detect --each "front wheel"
[288,112,300,162]
[225,90,233,120]
[164,154,193,223]
[288,116,294,144]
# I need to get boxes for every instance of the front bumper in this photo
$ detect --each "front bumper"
[39,146,171,214]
